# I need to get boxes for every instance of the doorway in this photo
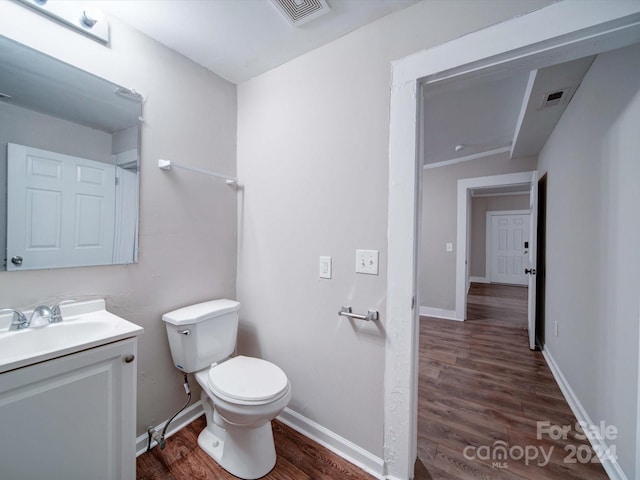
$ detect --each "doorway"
[534,174,547,350]
[384,5,640,478]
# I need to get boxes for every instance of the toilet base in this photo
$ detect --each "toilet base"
[197,420,277,480]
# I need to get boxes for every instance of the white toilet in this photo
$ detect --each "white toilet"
[162,299,291,480]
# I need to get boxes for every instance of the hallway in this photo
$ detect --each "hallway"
[415,283,608,479]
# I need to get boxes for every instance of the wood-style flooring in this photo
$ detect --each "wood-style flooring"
[136,417,375,479]
[137,283,607,480]
[416,283,608,479]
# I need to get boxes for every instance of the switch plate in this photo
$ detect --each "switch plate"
[446,242,453,252]
[319,256,332,279]
[356,249,379,275]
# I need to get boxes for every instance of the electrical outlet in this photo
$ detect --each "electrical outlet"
[319,256,332,279]
[355,249,379,275]
[446,242,453,252]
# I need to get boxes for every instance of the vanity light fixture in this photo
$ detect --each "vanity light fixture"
[14,0,110,45]
[80,10,98,28]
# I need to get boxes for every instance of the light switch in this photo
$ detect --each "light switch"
[319,256,332,279]
[356,249,379,275]
[446,242,453,252]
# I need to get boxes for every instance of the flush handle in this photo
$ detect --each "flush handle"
[11,256,23,266]
[177,329,191,335]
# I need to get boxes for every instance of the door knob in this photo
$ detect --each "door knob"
[525,268,536,275]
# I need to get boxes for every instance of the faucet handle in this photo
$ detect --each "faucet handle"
[0,308,29,331]
[50,300,76,323]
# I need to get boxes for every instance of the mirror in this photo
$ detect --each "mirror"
[0,35,142,271]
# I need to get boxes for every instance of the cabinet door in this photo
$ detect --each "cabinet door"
[0,338,137,480]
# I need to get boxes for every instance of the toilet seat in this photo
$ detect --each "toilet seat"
[208,356,289,404]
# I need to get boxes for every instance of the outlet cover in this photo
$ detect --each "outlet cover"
[356,249,379,275]
[319,256,332,279]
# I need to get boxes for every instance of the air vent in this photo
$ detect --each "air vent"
[538,87,572,110]
[270,0,330,26]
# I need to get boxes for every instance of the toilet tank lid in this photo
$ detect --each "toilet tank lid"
[162,299,240,326]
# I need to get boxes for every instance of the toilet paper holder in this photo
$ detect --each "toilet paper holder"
[338,305,379,322]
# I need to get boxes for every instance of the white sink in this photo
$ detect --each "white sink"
[0,299,143,374]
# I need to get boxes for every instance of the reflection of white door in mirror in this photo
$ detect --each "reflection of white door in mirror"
[7,143,116,271]
[113,167,138,264]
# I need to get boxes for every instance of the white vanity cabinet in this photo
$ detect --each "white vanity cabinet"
[0,337,138,480]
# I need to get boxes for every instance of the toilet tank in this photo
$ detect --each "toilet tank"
[162,299,240,373]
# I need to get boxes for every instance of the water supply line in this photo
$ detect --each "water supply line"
[147,373,191,452]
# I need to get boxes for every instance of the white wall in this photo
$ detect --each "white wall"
[237,0,553,458]
[0,3,237,437]
[420,153,537,311]
[538,43,640,479]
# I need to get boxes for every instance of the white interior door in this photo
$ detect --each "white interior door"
[527,171,539,350]
[7,143,116,270]
[490,213,530,285]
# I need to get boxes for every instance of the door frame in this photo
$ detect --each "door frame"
[385,3,640,478]
[455,172,533,320]
[485,209,531,286]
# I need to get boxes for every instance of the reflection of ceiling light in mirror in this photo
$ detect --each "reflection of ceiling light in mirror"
[0,93,12,101]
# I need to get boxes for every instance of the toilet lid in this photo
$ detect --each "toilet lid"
[208,356,289,402]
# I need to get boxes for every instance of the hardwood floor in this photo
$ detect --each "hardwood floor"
[138,283,607,480]
[136,417,375,480]
[416,283,608,480]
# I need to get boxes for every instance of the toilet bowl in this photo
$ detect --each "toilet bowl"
[162,300,291,480]
[195,356,291,479]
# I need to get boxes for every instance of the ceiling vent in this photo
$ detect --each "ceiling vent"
[270,0,330,26]
[538,87,573,110]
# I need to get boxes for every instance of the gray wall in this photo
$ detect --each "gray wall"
[420,154,537,311]
[237,0,552,457]
[0,4,237,436]
[537,43,640,479]
[470,194,530,278]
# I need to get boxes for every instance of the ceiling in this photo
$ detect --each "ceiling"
[97,0,420,85]
[422,55,596,167]
[94,0,596,170]
[0,35,141,133]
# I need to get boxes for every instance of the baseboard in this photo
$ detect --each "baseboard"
[542,350,628,480]
[419,306,461,321]
[469,276,490,284]
[277,407,385,479]
[136,401,204,456]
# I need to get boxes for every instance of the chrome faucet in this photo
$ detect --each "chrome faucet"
[50,300,75,323]
[29,305,53,327]
[0,308,29,331]
[1,299,75,331]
